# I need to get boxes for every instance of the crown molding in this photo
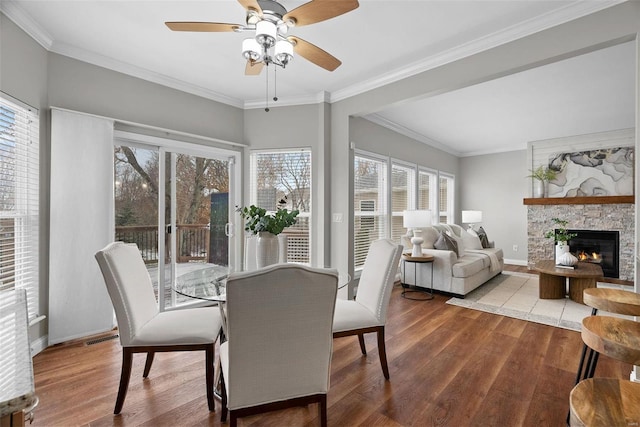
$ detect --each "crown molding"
[1,0,53,48]
[243,90,329,110]
[330,0,626,103]
[51,41,244,108]
[2,0,625,112]
[364,114,461,157]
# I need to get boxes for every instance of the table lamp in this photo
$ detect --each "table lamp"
[462,210,483,231]
[403,210,432,257]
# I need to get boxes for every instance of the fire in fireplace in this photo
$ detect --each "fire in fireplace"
[567,230,619,278]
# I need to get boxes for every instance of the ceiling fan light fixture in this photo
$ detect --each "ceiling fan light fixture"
[274,40,293,65]
[255,20,277,48]
[242,38,262,61]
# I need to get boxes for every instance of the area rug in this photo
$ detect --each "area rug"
[446,271,631,332]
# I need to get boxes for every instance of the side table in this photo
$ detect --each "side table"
[400,253,434,300]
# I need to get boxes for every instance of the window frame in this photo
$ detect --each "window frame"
[0,93,40,320]
[249,148,312,265]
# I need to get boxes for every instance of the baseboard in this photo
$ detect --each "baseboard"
[30,335,48,357]
[504,258,527,266]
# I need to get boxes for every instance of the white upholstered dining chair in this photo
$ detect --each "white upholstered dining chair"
[95,242,222,414]
[219,264,338,427]
[332,238,403,379]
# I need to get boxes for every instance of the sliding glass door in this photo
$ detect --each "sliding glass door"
[114,133,239,310]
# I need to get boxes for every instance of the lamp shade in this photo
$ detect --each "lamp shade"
[403,210,432,229]
[462,210,482,224]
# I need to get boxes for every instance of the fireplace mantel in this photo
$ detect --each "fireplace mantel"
[523,196,634,205]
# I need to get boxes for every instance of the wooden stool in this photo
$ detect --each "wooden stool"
[569,316,640,426]
[574,289,640,383]
[569,378,640,426]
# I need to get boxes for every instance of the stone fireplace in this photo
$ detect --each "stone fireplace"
[527,201,634,281]
[567,229,619,278]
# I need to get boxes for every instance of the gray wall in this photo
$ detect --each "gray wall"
[1,12,245,348]
[460,151,528,264]
[1,14,50,344]
[330,2,640,279]
[243,103,331,267]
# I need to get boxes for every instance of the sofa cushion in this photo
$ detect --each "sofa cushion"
[434,232,459,257]
[452,255,486,278]
[422,227,440,249]
[463,229,483,250]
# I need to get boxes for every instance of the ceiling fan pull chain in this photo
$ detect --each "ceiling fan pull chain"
[265,63,270,112]
[273,66,278,102]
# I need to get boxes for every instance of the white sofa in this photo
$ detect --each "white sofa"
[401,223,503,297]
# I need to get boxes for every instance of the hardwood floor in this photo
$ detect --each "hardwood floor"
[31,266,632,427]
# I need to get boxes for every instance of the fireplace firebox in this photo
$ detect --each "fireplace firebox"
[567,230,619,278]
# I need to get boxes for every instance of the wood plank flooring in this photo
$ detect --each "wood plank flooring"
[30,267,632,427]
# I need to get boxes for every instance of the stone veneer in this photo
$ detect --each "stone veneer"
[527,203,634,281]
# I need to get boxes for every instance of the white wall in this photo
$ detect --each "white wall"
[460,151,528,264]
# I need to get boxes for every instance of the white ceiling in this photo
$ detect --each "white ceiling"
[2,0,634,155]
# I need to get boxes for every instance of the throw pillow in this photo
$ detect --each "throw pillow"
[447,231,465,258]
[462,229,483,250]
[434,231,459,257]
[477,226,490,248]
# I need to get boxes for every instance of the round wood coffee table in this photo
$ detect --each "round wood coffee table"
[534,260,603,304]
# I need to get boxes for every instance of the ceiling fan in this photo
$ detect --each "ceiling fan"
[165,0,359,75]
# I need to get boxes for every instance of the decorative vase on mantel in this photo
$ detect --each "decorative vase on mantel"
[533,180,546,198]
[256,231,279,268]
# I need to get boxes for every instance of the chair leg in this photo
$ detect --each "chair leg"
[319,394,327,427]
[142,351,155,378]
[114,348,133,414]
[206,345,215,412]
[358,333,367,355]
[376,327,390,380]
[230,412,238,427]
[220,372,228,422]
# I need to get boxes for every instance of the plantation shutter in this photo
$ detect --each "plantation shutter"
[391,162,416,243]
[418,168,437,223]
[0,94,40,320]
[354,153,388,269]
[249,148,311,264]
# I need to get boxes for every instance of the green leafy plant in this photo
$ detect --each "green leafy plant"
[236,204,299,235]
[544,217,577,243]
[527,165,557,182]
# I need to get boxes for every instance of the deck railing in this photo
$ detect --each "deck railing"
[115,224,210,264]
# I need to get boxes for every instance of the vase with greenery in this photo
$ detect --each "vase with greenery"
[527,165,557,198]
[236,204,299,235]
[236,204,299,268]
[544,217,577,262]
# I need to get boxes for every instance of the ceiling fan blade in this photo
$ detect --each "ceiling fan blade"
[237,0,263,14]
[245,60,264,76]
[165,22,240,32]
[288,36,341,71]
[284,0,359,27]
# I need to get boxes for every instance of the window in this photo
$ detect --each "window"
[391,161,416,243]
[250,149,311,264]
[418,168,438,223]
[353,150,454,270]
[439,173,455,223]
[354,153,387,269]
[0,94,39,319]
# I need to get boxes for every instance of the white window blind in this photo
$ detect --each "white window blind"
[391,162,416,243]
[418,168,437,223]
[439,173,455,224]
[249,149,311,264]
[0,94,39,320]
[354,154,388,269]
